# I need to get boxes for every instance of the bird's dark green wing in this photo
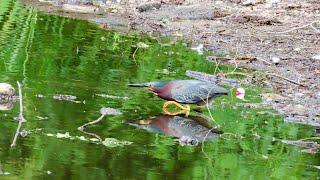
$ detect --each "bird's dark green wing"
[171,83,211,103]
[170,81,228,103]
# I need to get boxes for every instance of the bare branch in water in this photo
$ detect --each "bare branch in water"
[78,107,121,141]
[78,114,105,141]
[78,114,105,131]
[11,81,27,148]
[78,128,102,141]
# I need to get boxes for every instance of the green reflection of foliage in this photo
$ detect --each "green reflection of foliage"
[0,0,319,179]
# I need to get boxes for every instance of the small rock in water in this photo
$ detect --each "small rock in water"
[0,83,15,97]
[0,83,16,111]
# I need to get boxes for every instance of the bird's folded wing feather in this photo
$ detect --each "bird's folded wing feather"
[171,83,211,103]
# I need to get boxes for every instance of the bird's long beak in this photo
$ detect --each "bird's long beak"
[128,83,149,87]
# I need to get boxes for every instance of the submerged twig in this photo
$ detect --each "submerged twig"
[201,127,216,161]
[11,81,26,148]
[78,107,121,141]
[78,128,102,141]
[78,114,105,131]
[198,86,222,159]
[78,114,105,141]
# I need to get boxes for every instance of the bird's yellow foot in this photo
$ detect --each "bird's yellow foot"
[162,101,190,117]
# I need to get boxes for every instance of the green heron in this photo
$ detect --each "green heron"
[123,115,222,146]
[129,80,229,116]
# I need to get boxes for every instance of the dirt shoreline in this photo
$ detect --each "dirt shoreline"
[21,0,320,127]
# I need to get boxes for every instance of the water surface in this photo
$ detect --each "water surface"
[0,1,319,179]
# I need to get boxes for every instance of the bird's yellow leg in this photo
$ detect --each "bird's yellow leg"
[162,101,190,117]
[138,120,152,125]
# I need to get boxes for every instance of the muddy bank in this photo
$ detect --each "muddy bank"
[20,0,320,126]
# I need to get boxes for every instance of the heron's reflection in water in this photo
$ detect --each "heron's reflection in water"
[124,115,222,146]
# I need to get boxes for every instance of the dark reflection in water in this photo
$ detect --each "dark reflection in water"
[124,115,222,146]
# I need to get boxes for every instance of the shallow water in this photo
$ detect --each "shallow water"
[0,1,319,179]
